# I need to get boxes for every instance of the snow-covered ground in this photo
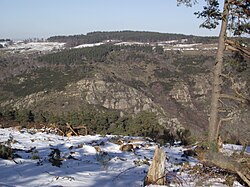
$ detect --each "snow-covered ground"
[0,41,9,48]
[1,38,218,53]
[163,43,217,51]
[1,42,65,53]
[73,42,104,49]
[222,144,250,156]
[0,128,246,187]
[71,39,217,51]
[114,41,149,46]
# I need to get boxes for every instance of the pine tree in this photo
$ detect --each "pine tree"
[177,0,250,150]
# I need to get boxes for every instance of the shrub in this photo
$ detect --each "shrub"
[0,144,13,159]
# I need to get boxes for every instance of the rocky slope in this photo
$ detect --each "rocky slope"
[0,43,249,143]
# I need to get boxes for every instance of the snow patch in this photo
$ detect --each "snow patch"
[74,42,104,48]
[0,128,246,187]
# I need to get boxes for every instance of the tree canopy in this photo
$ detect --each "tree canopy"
[178,0,249,36]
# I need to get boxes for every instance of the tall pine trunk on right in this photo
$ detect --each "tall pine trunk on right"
[177,0,250,151]
[208,0,229,151]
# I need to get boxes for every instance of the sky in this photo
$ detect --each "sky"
[0,0,222,40]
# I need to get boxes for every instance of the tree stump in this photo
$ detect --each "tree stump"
[144,146,167,185]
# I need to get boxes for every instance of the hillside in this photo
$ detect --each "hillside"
[47,31,218,47]
[0,32,249,145]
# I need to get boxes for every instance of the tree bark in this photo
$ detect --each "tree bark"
[208,0,230,151]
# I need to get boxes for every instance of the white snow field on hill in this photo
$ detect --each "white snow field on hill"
[0,128,246,187]
[2,42,65,53]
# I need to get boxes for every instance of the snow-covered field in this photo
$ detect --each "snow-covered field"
[73,42,104,49]
[1,42,65,53]
[0,38,218,53]
[0,42,9,48]
[0,128,246,187]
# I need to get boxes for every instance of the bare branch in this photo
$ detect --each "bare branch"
[219,73,249,103]
[225,40,250,58]
[220,93,249,103]
[220,117,234,122]
[55,127,65,137]
[176,0,198,7]
[218,109,228,113]
[220,73,231,79]
[66,123,79,136]
[216,117,234,138]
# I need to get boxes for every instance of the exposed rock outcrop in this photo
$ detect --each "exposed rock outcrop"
[76,79,154,113]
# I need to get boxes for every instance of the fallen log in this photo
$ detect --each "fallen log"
[64,123,88,136]
[199,150,250,186]
[51,123,88,136]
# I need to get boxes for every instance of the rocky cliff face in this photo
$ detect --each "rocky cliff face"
[2,78,157,115]
[76,79,154,113]
[169,81,194,108]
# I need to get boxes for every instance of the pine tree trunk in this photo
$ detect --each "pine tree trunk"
[208,0,230,151]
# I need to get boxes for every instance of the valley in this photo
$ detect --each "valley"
[0,31,249,145]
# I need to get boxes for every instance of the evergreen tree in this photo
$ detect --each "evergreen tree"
[177,0,250,150]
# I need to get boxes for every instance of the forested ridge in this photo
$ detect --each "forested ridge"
[38,44,158,64]
[48,30,219,47]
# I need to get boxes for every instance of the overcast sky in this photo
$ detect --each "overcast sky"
[0,0,222,39]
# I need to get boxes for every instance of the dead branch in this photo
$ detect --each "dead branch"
[71,125,88,135]
[66,123,79,136]
[220,117,234,123]
[55,127,65,136]
[219,73,249,104]
[218,98,234,111]
[225,40,250,59]
[45,171,75,181]
[220,94,249,103]
[220,73,231,79]
[234,89,249,102]
[166,172,185,186]
[218,109,229,113]
[216,117,234,139]
[218,99,236,111]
